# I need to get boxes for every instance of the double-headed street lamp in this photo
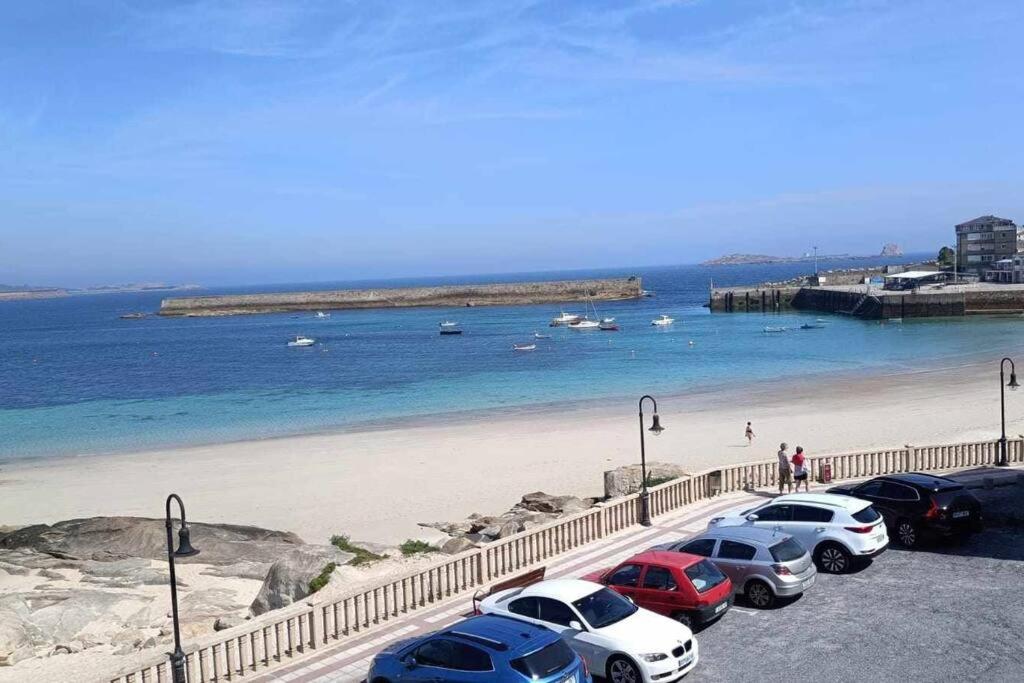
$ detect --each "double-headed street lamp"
[638,395,665,527]
[165,494,200,683]
[998,357,1019,467]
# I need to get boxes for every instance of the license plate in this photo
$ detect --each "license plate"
[953,510,970,519]
[803,575,815,590]
[714,601,728,614]
[678,653,694,669]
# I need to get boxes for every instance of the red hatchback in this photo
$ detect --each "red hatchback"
[582,550,733,628]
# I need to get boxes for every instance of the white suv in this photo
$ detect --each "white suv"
[707,493,888,574]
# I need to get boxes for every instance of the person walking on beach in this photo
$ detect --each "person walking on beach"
[745,422,755,446]
[777,442,792,494]
[792,446,809,492]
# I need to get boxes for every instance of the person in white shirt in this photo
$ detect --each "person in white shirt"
[777,442,792,494]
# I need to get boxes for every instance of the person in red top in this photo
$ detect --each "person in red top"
[792,446,809,492]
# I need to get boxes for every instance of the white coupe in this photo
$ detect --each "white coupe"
[479,578,698,683]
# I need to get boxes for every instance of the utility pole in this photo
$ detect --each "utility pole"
[813,246,819,276]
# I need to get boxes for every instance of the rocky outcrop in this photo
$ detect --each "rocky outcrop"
[603,462,688,498]
[422,492,597,552]
[0,517,304,566]
[249,546,354,616]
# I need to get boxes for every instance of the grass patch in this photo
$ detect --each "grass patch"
[399,539,438,556]
[645,474,679,488]
[330,535,387,566]
[308,562,336,594]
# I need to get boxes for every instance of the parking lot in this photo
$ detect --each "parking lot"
[257,469,1024,683]
[689,490,1024,683]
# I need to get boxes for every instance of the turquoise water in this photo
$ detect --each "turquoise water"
[1,257,1018,461]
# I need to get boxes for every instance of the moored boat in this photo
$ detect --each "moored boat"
[512,343,537,351]
[315,311,331,319]
[763,326,787,333]
[439,321,463,335]
[599,317,619,331]
[534,332,552,339]
[568,318,600,330]
[651,314,674,326]
[550,311,581,326]
[288,335,316,347]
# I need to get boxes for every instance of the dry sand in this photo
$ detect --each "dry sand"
[1,359,1021,546]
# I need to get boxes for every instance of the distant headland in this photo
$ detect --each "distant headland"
[0,282,201,302]
[702,245,903,266]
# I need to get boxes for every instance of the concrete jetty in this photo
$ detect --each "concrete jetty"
[159,277,642,317]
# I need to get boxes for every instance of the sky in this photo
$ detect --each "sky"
[1,0,1023,287]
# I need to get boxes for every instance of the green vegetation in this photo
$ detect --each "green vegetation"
[399,539,438,556]
[308,562,336,594]
[937,246,955,266]
[645,474,679,488]
[330,535,388,566]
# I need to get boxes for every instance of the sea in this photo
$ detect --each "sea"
[1,255,1018,462]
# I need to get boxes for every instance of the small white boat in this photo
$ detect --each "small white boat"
[288,336,316,347]
[762,326,787,333]
[651,315,674,326]
[439,321,463,335]
[534,332,552,339]
[641,290,655,297]
[513,343,537,351]
[315,311,331,319]
[550,311,581,326]
[599,317,619,331]
[568,318,600,330]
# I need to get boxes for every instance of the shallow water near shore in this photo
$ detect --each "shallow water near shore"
[3,254,1018,461]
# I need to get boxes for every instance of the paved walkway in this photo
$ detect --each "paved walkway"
[253,466,1022,683]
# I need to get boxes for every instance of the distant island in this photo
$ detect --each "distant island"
[703,246,903,266]
[0,282,201,302]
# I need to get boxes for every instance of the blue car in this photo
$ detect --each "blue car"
[367,614,591,683]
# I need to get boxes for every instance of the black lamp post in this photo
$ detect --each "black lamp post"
[638,395,664,527]
[998,357,1019,467]
[165,494,200,683]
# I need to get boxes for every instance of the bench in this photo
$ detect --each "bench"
[471,566,546,614]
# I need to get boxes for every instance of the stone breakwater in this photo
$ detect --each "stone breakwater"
[159,277,643,317]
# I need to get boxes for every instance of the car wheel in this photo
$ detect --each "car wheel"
[895,518,918,548]
[672,611,693,627]
[608,656,643,683]
[745,579,775,609]
[815,542,852,574]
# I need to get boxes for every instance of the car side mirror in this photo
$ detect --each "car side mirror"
[625,596,635,604]
[405,656,418,670]
[746,513,759,522]
[569,620,584,631]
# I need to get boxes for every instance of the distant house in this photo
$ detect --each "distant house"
[955,215,1021,272]
[984,256,1024,284]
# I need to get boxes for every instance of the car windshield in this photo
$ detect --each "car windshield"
[510,640,575,678]
[684,559,728,593]
[572,588,638,629]
[769,537,806,563]
[851,506,881,524]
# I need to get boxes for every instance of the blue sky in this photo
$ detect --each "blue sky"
[2,0,1022,287]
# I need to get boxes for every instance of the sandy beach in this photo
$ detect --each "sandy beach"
[1,358,1021,546]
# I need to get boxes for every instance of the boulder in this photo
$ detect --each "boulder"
[603,462,688,499]
[0,517,305,566]
[0,610,33,667]
[213,615,244,632]
[440,537,476,555]
[249,545,354,616]
[519,492,588,515]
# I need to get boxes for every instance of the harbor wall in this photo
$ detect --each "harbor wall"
[708,287,799,312]
[792,286,1024,319]
[159,277,642,317]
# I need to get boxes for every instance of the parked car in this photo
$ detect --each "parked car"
[479,578,698,683]
[708,493,888,574]
[655,527,817,609]
[581,550,732,627]
[828,472,983,547]
[367,613,591,683]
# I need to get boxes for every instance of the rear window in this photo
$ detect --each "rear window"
[851,506,881,524]
[769,537,806,563]
[684,559,728,593]
[510,640,575,679]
